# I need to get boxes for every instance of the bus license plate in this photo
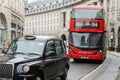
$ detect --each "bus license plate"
[81,56,89,59]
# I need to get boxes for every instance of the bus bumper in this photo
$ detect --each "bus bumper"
[69,52,104,60]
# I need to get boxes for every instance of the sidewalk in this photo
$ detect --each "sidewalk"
[81,51,120,80]
[108,51,120,80]
[108,51,120,57]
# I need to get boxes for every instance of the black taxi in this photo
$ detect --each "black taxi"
[1,35,70,80]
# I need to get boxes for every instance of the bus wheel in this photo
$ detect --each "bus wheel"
[99,56,106,63]
[98,60,104,64]
[73,59,79,62]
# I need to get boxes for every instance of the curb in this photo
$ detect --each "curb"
[80,57,109,80]
[80,64,99,80]
[80,52,120,80]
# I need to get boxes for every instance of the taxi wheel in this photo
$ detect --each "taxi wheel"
[35,76,42,80]
[34,74,43,80]
[60,68,68,80]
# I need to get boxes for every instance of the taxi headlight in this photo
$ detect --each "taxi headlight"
[22,65,30,72]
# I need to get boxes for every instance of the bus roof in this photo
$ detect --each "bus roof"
[73,5,104,10]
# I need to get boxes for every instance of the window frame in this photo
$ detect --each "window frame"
[54,39,65,55]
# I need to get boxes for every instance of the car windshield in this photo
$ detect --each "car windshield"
[69,32,103,49]
[71,9,104,20]
[7,40,45,56]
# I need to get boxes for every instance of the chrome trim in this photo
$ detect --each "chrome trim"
[0,63,14,79]
[0,78,12,80]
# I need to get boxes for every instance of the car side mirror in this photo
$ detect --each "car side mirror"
[46,51,55,57]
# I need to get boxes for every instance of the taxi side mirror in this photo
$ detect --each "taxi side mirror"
[46,51,55,57]
[2,49,7,54]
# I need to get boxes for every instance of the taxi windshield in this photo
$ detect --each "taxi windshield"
[7,40,45,56]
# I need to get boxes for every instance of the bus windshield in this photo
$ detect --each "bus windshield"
[69,32,103,49]
[71,9,104,20]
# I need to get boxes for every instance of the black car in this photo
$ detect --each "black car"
[1,35,70,80]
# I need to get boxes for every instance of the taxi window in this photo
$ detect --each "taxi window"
[55,40,63,55]
[7,41,17,53]
[45,40,55,53]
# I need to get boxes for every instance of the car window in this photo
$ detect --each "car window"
[55,40,63,55]
[45,40,55,53]
[62,41,66,53]
[7,41,17,53]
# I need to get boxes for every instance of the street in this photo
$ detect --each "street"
[54,52,120,80]
[1,0,120,80]
[67,60,99,80]
[55,60,100,80]
[81,52,120,80]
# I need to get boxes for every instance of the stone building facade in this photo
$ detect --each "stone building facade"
[106,0,120,52]
[25,0,120,52]
[25,0,104,41]
[0,0,25,48]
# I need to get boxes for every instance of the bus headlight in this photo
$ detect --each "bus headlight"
[69,48,75,53]
[22,65,30,73]
[96,50,102,54]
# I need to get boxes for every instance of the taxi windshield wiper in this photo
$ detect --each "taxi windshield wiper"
[13,52,26,55]
[27,53,41,56]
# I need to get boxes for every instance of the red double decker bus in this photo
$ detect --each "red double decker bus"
[68,6,107,62]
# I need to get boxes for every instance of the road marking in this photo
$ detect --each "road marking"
[80,64,102,80]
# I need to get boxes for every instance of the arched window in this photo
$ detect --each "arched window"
[111,28,115,48]
[61,34,66,41]
[118,27,120,48]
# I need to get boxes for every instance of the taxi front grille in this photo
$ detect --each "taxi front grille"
[0,64,13,79]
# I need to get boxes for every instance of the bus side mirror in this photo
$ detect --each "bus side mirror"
[104,30,106,33]
[68,29,70,31]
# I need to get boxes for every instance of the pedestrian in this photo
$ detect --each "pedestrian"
[3,40,8,49]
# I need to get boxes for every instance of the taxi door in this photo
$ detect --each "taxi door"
[44,40,57,80]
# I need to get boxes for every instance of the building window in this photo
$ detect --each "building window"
[93,2,97,5]
[63,12,66,27]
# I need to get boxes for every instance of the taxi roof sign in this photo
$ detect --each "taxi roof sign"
[24,35,36,40]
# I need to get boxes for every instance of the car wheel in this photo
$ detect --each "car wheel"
[33,74,43,80]
[35,76,42,80]
[60,68,68,80]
